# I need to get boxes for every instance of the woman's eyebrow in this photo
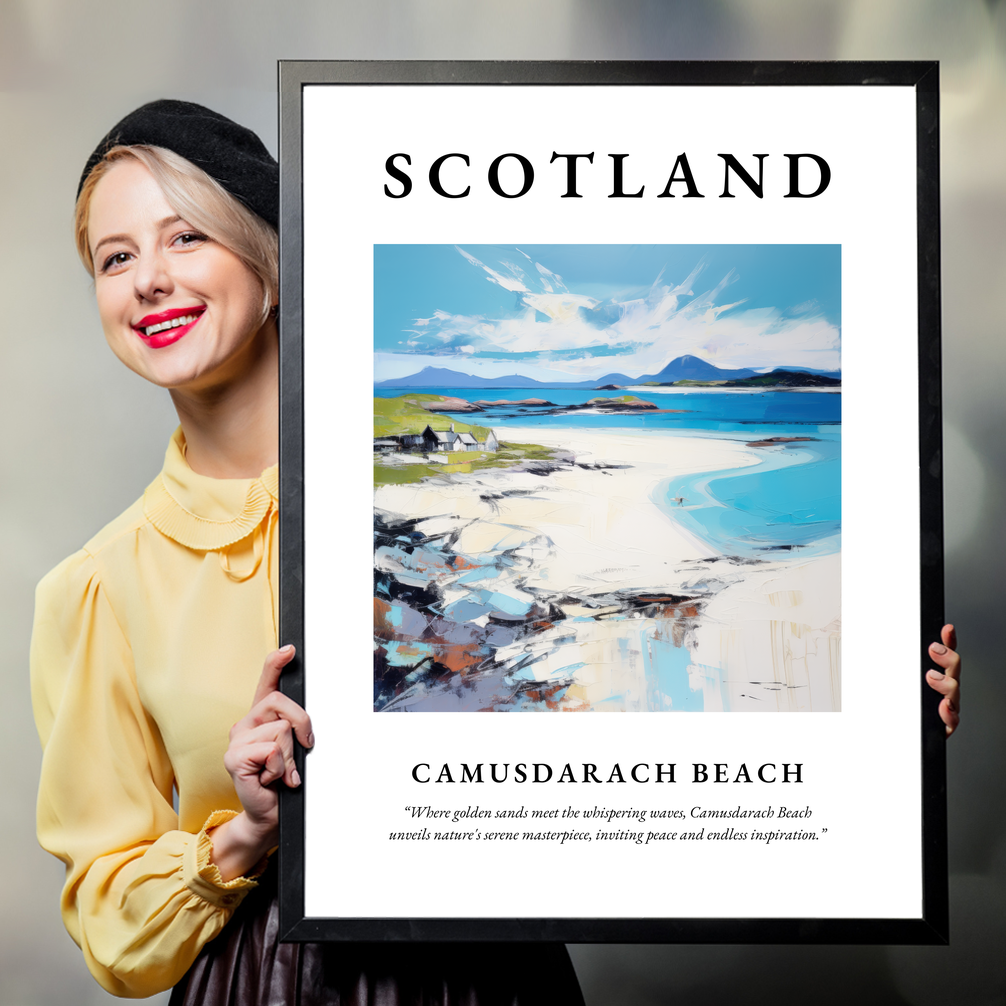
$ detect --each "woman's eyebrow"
[92,216,185,257]
[92,232,133,256]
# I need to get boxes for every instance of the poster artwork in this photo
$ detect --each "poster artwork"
[373,243,841,713]
[288,65,942,940]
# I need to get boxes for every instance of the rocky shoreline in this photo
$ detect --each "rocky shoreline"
[373,507,708,712]
[372,426,841,713]
[419,393,691,418]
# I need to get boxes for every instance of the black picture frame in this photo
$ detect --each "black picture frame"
[277,60,945,944]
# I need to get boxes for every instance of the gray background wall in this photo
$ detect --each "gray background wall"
[1,2,1002,1003]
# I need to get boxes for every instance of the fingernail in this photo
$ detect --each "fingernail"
[292,768,301,787]
[306,732,315,748]
[928,669,944,680]
[280,644,295,654]
[931,643,947,655]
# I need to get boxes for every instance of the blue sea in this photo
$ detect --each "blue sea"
[375,386,841,558]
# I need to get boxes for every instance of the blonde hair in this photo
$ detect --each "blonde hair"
[75,145,278,322]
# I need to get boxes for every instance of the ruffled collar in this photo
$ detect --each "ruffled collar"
[143,428,278,551]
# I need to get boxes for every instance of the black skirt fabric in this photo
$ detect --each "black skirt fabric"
[169,869,585,1006]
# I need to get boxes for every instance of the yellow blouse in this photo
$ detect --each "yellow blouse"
[31,429,279,998]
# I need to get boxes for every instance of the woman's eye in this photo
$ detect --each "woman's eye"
[173,231,208,248]
[101,251,132,273]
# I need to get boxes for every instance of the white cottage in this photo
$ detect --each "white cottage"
[419,423,498,454]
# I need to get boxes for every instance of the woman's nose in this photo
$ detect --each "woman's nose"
[133,249,173,302]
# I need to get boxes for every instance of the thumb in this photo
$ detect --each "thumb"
[252,644,296,706]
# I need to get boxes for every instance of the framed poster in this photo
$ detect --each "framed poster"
[277,61,946,943]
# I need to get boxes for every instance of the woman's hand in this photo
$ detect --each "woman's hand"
[926,624,961,738]
[209,645,314,881]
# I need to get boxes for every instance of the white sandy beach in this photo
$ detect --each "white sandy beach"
[374,427,841,712]
[378,429,757,589]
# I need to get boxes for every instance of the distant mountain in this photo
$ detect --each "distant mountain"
[376,358,840,390]
[588,373,637,387]
[376,367,547,389]
[640,355,757,383]
[375,365,639,390]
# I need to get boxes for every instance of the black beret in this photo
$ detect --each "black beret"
[78,99,278,228]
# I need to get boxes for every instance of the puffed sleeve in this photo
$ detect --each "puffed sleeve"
[31,549,262,998]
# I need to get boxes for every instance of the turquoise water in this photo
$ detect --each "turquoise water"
[657,437,841,558]
[376,385,841,556]
[374,386,840,434]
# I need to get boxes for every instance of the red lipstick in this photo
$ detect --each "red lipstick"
[133,306,205,349]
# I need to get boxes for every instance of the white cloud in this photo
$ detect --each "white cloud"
[396,247,841,378]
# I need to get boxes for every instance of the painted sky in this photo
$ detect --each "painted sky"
[374,244,841,382]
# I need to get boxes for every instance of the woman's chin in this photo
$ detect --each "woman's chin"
[122,352,221,392]
[109,322,272,395]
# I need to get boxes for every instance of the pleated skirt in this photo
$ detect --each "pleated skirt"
[169,870,585,1006]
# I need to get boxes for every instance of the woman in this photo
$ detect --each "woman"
[31,100,586,1003]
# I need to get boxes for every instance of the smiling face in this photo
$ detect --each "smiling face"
[87,158,272,392]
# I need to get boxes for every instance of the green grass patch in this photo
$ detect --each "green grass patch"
[374,396,559,486]
[374,441,561,487]
[373,394,490,439]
